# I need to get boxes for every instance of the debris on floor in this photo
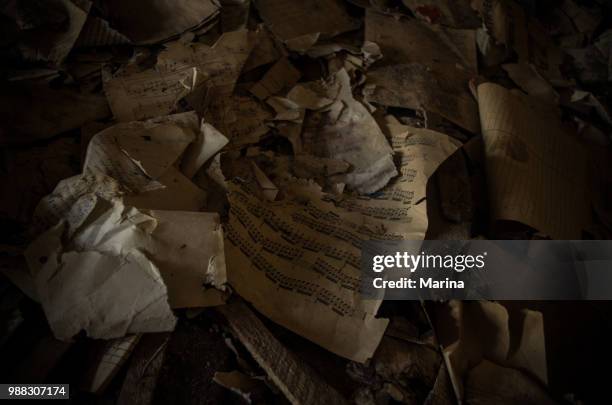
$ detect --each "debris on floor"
[1,0,612,403]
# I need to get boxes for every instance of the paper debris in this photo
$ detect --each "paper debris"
[477,82,591,238]
[250,57,302,100]
[365,10,478,72]
[290,69,397,194]
[83,112,198,193]
[253,0,360,49]
[224,124,459,361]
[181,122,229,179]
[218,299,348,405]
[105,30,255,122]
[502,63,559,104]
[104,0,219,44]
[365,62,480,134]
[198,95,272,149]
[75,15,132,48]
[24,200,177,340]
[145,209,227,308]
[439,301,547,401]
[364,10,480,133]
[123,167,207,211]
[84,335,141,393]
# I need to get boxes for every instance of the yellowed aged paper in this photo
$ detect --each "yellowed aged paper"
[24,200,177,341]
[181,122,229,178]
[289,69,397,194]
[83,113,198,193]
[104,30,255,122]
[250,57,302,100]
[224,125,459,362]
[202,95,273,148]
[477,82,591,239]
[124,167,207,211]
[146,209,227,308]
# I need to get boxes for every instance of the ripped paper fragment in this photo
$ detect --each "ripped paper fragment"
[25,200,177,340]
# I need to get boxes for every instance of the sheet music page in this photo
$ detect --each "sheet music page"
[224,125,459,362]
[105,30,255,122]
[477,82,591,238]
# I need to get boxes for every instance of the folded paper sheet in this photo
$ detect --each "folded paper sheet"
[83,114,198,193]
[25,199,177,340]
[225,125,460,362]
[477,83,591,239]
[24,188,227,340]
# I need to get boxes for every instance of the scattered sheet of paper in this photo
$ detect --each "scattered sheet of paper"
[75,15,132,48]
[218,300,348,405]
[289,69,397,194]
[83,112,198,193]
[24,199,177,340]
[104,0,219,44]
[105,30,255,122]
[199,95,272,149]
[85,335,141,393]
[477,82,591,239]
[365,62,480,134]
[181,122,229,178]
[441,301,547,401]
[250,58,302,100]
[145,209,227,308]
[253,0,360,48]
[224,125,458,361]
[123,167,207,211]
[365,9,477,71]
[502,63,559,104]
[364,10,480,133]
[465,360,555,405]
